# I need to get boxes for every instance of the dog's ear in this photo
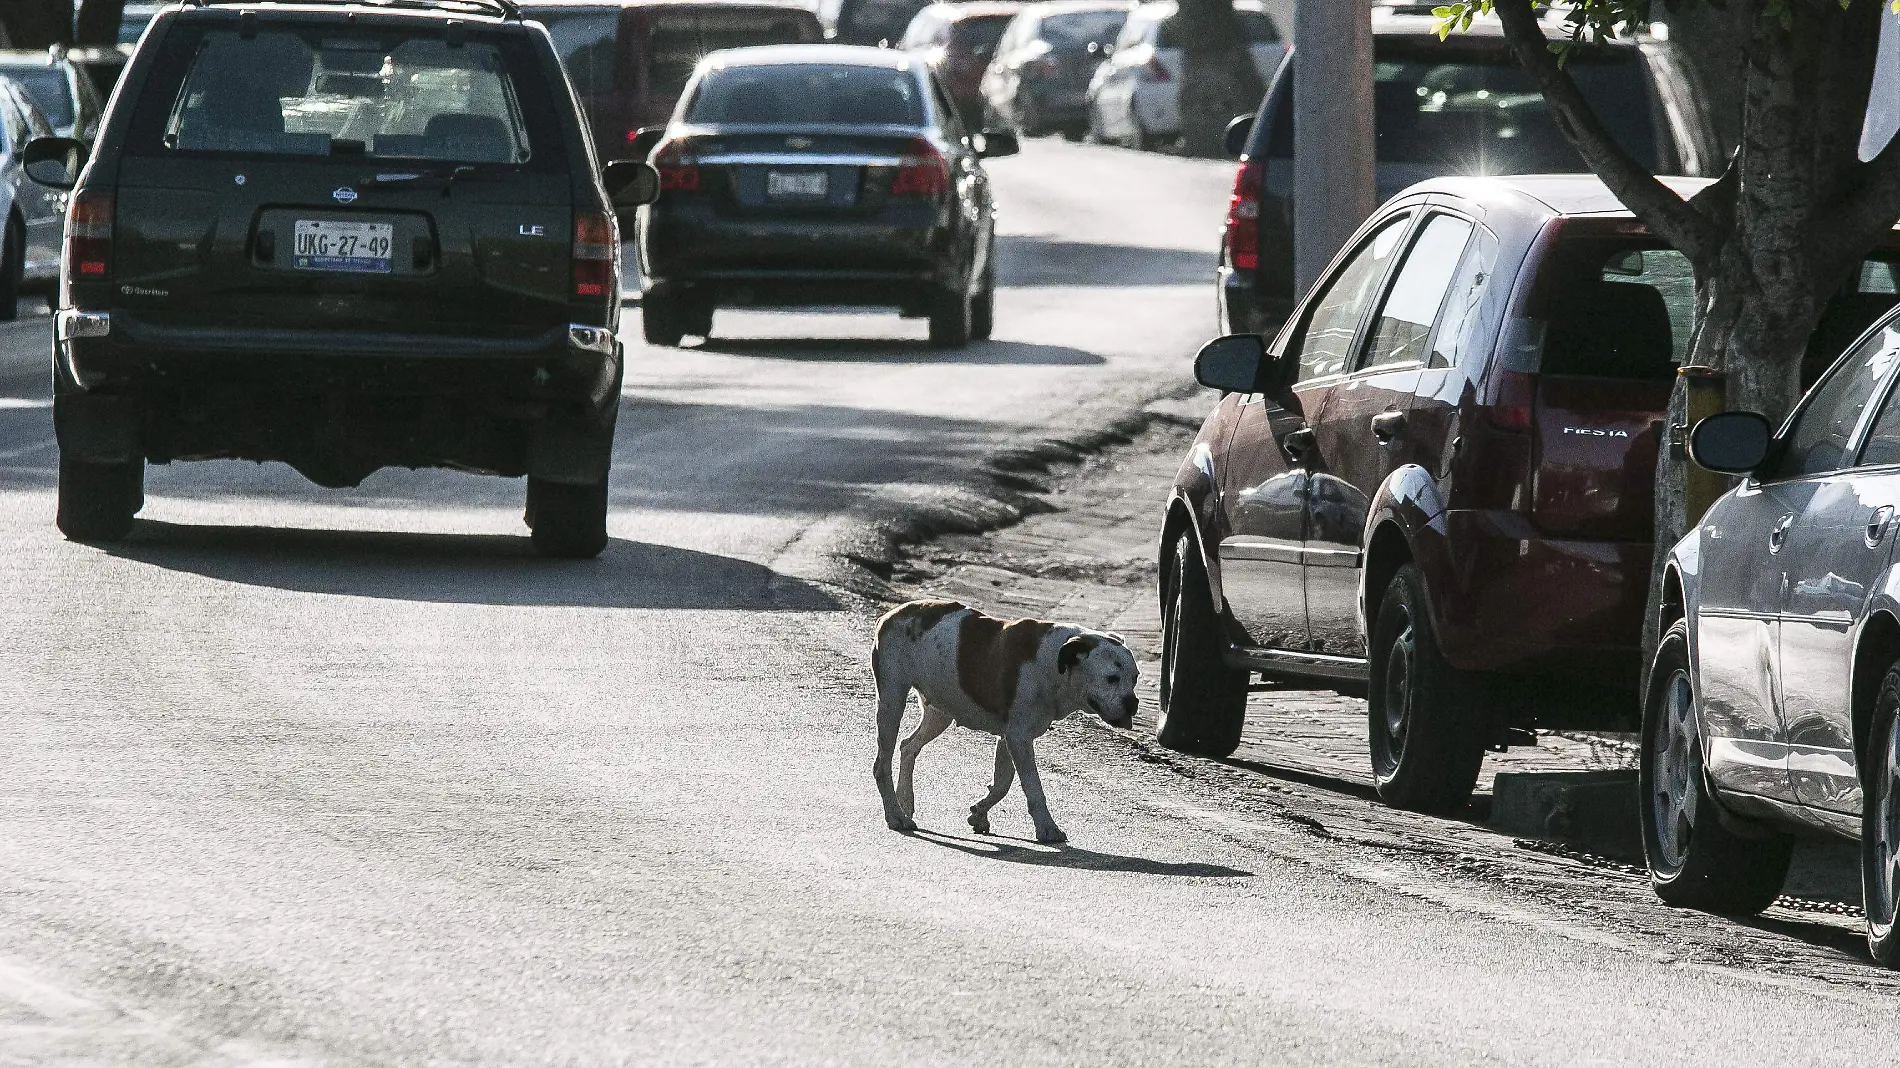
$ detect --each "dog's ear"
[1058,634,1098,674]
[1104,632,1126,646]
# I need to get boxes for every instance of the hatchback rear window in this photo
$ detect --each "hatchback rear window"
[684,64,925,125]
[647,11,823,103]
[1039,10,1127,48]
[156,29,532,162]
[950,15,1014,54]
[1,67,74,127]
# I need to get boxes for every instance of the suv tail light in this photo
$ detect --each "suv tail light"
[891,137,949,196]
[67,189,112,282]
[1141,55,1171,83]
[1223,159,1261,271]
[572,211,616,300]
[654,138,701,192]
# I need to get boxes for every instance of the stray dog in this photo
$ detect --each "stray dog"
[871,599,1139,844]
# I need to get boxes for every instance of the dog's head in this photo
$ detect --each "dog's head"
[1057,631,1139,728]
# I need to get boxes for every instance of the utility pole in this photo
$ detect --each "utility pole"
[1292,0,1375,295]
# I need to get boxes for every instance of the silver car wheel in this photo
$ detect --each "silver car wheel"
[1651,666,1699,873]
[1874,714,1900,935]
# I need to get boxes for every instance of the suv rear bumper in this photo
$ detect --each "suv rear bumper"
[1217,265,1292,338]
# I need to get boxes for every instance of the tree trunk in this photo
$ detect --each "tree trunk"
[74,0,126,48]
[6,1,74,49]
[1172,0,1264,157]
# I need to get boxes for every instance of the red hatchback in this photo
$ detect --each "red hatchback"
[1160,174,1900,812]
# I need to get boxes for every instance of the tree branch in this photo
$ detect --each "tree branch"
[1490,0,1718,264]
[1816,143,1900,283]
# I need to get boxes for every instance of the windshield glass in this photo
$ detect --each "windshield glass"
[119,4,162,46]
[531,8,619,99]
[684,63,925,125]
[160,29,532,162]
[1039,10,1126,48]
[0,67,73,127]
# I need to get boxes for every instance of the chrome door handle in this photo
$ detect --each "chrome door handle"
[1370,410,1406,444]
[1769,512,1794,553]
[1871,505,1896,546]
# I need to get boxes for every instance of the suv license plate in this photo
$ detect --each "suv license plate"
[766,171,828,199]
[293,220,394,273]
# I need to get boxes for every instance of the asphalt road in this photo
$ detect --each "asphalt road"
[0,140,1892,1066]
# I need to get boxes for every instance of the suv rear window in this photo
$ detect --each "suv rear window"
[683,64,925,125]
[647,11,823,103]
[532,7,620,99]
[152,28,534,162]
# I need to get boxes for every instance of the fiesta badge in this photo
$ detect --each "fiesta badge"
[332,186,359,204]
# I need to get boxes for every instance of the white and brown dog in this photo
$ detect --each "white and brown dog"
[871,599,1139,844]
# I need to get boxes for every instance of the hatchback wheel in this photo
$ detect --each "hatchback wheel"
[527,477,608,559]
[1863,660,1900,964]
[57,457,143,543]
[1367,563,1486,813]
[1640,618,1792,913]
[1156,531,1248,757]
[0,217,21,324]
[928,285,972,349]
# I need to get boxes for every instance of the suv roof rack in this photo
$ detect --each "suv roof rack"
[184,0,524,22]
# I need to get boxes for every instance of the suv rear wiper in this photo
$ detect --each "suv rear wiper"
[358,164,495,197]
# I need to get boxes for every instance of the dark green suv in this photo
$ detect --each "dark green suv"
[22,0,658,557]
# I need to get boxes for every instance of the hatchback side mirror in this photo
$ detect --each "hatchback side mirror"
[23,136,87,190]
[604,159,660,207]
[627,126,668,162]
[977,130,1019,158]
[1688,411,1773,474]
[1223,114,1254,159]
[1194,333,1270,392]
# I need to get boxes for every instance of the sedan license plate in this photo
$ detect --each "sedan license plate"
[766,170,828,200]
[293,219,394,273]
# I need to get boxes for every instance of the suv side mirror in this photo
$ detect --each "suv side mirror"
[1223,114,1253,159]
[1688,411,1772,474]
[627,126,668,162]
[1194,333,1269,392]
[23,136,87,190]
[977,130,1019,158]
[604,159,660,207]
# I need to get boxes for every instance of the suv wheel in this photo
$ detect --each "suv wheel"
[1156,530,1248,757]
[526,477,608,559]
[1367,563,1486,813]
[928,285,972,349]
[1642,618,1792,913]
[57,457,144,542]
[0,217,21,324]
[642,285,686,347]
[970,263,995,341]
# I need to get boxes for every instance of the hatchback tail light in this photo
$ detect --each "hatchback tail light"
[572,211,616,300]
[1141,55,1171,83]
[653,138,701,193]
[1223,159,1261,271]
[1487,369,1537,433]
[891,137,949,196]
[67,189,112,282]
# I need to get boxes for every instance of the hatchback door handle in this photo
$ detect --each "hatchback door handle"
[1371,410,1406,443]
[1282,427,1315,462]
[1770,512,1794,553]
[1871,505,1896,546]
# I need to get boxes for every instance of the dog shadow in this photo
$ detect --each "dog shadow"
[911,829,1253,877]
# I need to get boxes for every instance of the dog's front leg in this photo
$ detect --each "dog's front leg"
[1005,733,1065,844]
[968,738,1014,835]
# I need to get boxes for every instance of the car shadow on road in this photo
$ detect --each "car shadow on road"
[995,236,1215,289]
[694,337,1106,365]
[102,520,839,611]
[911,828,1253,877]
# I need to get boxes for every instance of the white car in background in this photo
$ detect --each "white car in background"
[1086,0,1286,149]
[0,76,64,318]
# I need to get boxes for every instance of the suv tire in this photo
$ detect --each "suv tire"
[57,457,143,542]
[642,286,686,347]
[0,217,21,324]
[1156,530,1248,757]
[1642,618,1792,914]
[928,284,972,349]
[1367,563,1486,813]
[527,477,608,559]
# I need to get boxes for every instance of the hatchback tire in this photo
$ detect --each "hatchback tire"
[527,477,608,559]
[57,457,143,543]
[1863,660,1900,964]
[1367,563,1487,813]
[928,285,972,349]
[1156,531,1248,757]
[1641,618,1792,914]
[0,217,21,324]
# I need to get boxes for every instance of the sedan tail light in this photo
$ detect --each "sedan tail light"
[67,189,112,282]
[572,211,616,300]
[891,137,949,196]
[1223,159,1261,271]
[653,138,702,192]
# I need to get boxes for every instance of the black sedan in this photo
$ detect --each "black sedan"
[632,44,1017,348]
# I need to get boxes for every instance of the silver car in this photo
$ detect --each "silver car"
[0,75,63,317]
[0,51,105,142]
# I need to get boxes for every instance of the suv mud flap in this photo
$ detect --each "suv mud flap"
[54,394,142,465]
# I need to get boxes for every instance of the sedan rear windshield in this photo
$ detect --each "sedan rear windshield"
[140,27,543,163]
[683,64,925,125]
[0,67,74,127]
[1038,10,1127,48]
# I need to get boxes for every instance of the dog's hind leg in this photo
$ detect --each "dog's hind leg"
[895,702,952,821]
[968,738,1015,835]
[873,658,917,833]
